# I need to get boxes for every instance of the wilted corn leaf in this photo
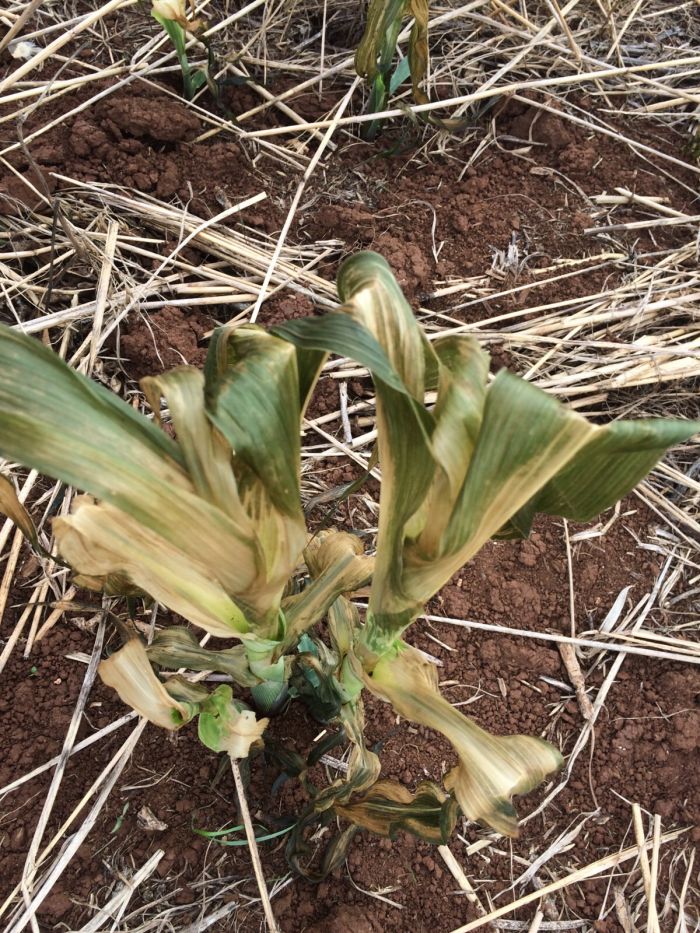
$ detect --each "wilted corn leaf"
[406,0,429,104]
[198,685,268,759]
[277,252,700,656]
[141,368,250,525]
[0,323,330,641]
[355,0,407,125]
[0,473,39,549]
[204,325,322,516]
[406,366,699,610]
[0,325,264,635]
[281,531,373,648]
[163,675,210,706]
[326,593,359,658]
[404,369,598,600]
[274,281,436,641]
[152,0,191,29]
[367,645,563,835]
[286,699,381,879]
[287,816,359,882]
[497,417,699,538]
[147,626,258,687]
[335,779,458,843]
[288,635,347,722]
[355,0,406,85]
[204,325,326,631]
[405,335,489,555]
[0,326,187,515]
[54,497,249,637]
[99,638,197,729]
[355,0,430,133]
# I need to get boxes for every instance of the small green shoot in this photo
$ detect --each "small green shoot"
[193,821,294,847]
[111,802,130,835]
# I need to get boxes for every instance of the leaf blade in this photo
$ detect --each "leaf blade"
[501,417,700,537]
[0,473,38,548]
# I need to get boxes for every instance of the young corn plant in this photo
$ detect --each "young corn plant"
[355,0,429,138]
[0,251,697,875]
[354,0,464,138]
[152,0,213,100]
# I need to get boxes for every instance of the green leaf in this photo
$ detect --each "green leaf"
[354,0,431,134]
[152,12,188,58]
[389,55,411,93]
[500,417,700,537]
[189,69,208,93]
[193,821,294,846]
[153,12,196,99]
[289,638,348,723]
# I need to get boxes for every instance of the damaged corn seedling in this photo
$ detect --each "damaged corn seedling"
[0,251,697,875]
[354,0,464,138]
[354,0,429,138]
[152,0,212,100]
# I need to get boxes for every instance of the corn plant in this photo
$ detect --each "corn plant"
[0,251,697,874]
[354,0,462,138]
[152,0,212,100]
[355,0,429,137]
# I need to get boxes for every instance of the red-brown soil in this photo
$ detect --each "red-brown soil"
[0,67,698,933]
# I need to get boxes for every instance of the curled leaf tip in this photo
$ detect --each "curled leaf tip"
[198,685,269,759]
[225,707,270,759]
[305,530,372,591]
[99,638,193,730]
[368,646,563,836]
[444,734,564,837]
[152,0,203,30]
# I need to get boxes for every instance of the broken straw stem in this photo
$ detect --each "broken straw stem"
[230,757,280,933]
